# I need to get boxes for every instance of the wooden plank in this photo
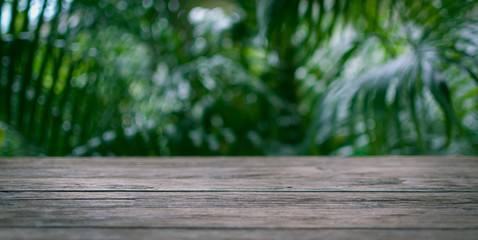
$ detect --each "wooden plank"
[1,192,477,228]
[1,157,477,239]
[1,157,477,191]
[1,228,478,240]
[1,156,476,167]
[1,178,477,191]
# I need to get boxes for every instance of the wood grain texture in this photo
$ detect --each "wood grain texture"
[1,156,477,191]
[0,156,477,239]
[1,192,477,228]
[1,228,478,240]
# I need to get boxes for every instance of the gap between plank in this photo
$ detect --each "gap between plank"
[1,190,477,193]
[0,226,476,231]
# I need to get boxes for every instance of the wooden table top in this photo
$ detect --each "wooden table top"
[1,156,477,239]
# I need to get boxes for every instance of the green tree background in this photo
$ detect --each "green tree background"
[0,0,477,156]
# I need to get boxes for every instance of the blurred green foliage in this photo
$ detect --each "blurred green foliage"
[0,0,477,156]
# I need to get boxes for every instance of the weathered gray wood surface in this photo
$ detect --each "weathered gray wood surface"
[0,156,477,239]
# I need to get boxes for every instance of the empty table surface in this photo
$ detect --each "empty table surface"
[1,156,477,239]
